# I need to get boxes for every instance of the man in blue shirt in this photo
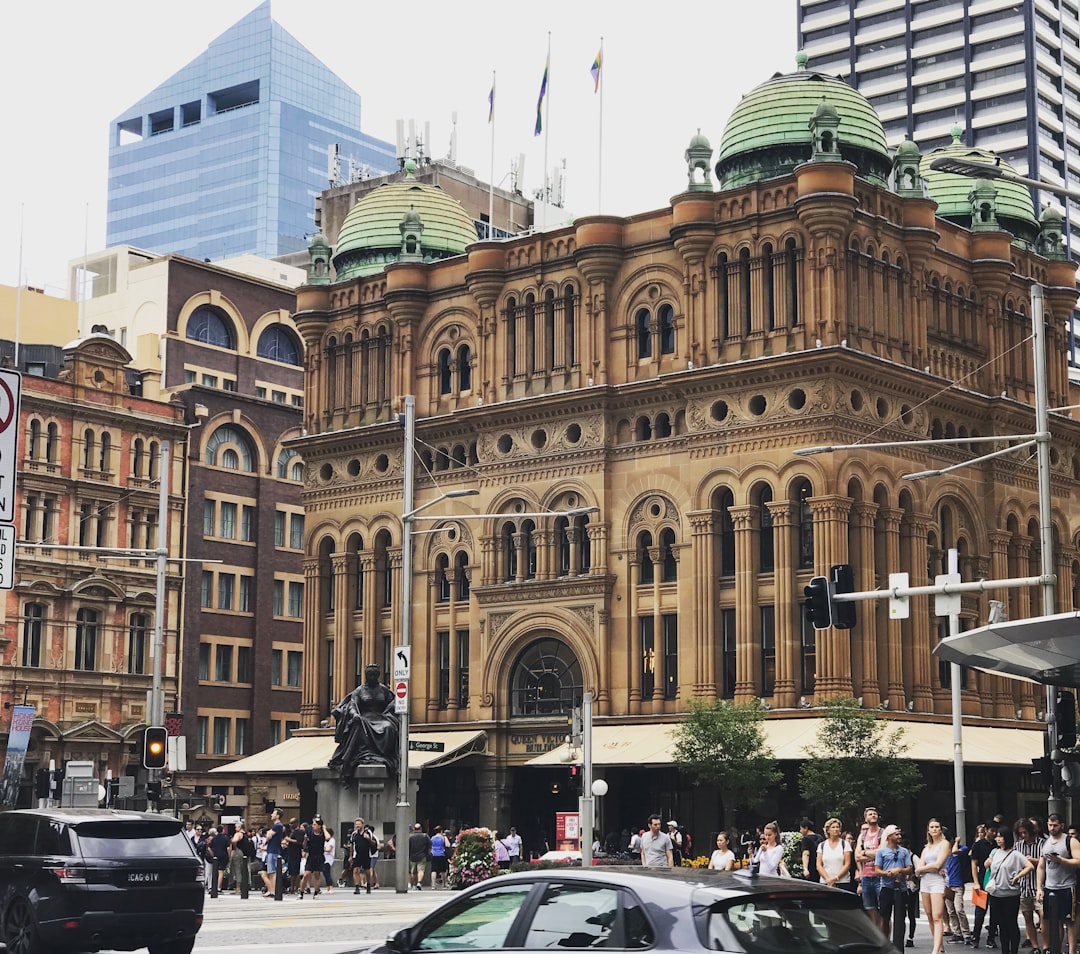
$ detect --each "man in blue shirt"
[875,824,914,952]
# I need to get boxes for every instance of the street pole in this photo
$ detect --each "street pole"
[946,549,965,843]
[579,693,593,868]
[1032,285,1064,817]
[150,440,169,795]
[396,396,416,894]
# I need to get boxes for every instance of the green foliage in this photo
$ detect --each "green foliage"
[798,697,924,825]
[672,698,782,811]
[448,827,497,888]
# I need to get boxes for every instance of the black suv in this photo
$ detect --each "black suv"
[0,808,204,954]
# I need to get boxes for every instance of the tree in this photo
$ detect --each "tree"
[798,696,923,824]
[672,697,782,819]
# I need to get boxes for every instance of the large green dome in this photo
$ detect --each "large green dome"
[921,126,1038,244]
[717,52,891,188]
[333,162,479,280]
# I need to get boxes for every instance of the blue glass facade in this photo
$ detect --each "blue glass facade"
[107,2,394,260]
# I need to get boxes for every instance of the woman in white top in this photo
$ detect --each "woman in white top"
[916,818,949,954]
[709,831,736,871]
[753,821,789,877]
[817,817,853,889]
[322,826,336,893]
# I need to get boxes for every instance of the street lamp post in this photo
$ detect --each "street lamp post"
[930,155,1067,815]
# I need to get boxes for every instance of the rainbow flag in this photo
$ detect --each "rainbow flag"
[591,48,602,93]
[535,54,549,135]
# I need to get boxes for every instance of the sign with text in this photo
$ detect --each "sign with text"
[409,740,445,753]
[0,370,21,523]
[394,680,408,714]
[0,524,15,590]
[556,811,580,850]
[393,646,410,681]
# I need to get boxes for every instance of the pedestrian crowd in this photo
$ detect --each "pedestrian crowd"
[629,806,1080,954]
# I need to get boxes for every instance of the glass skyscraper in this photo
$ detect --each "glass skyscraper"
[106,2,395,261]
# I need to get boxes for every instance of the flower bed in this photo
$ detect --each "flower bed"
[448,827,497,888]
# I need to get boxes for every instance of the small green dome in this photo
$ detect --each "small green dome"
[333,166,478,280]
[688,129,711,150]
[895,139,920,160]
[920,128,1037,242]
[717,55,891,188]
[1040,205,1064,227]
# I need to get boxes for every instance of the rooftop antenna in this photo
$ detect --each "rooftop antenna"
[327,143,342,186]
[395,119,406,167]
[449,112,458,163]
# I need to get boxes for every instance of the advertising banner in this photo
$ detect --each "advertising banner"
[0,705,36,807]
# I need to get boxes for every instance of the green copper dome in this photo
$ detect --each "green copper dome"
[921,128,1038,244]
[717,53,891,188]
[333,162,479,280]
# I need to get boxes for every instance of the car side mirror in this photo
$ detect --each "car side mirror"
[386,928,413,954]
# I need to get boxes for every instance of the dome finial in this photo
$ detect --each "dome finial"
[950,124,963,143]
[796,50,809,71]
[404,158,418,178]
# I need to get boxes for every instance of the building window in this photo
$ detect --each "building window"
[273,580,284,616]
[27,419,41,460]
[437,631,450,709]
[275,512,286,547]
[287,650,301,688]
[290,513,304,549]
[199,643,210,680]
[638,531,654,585]
[438,349,453,394]
[128,613,148,674]
[201,571,213,608]
[658,303,675,354]
[660,527,677,582]
[721,608,737,699]
[219,502,237,539]
[204,425,256,472]
[257,325,301,365]
[757,486,774,572]
[719,489,736,576]
[640,616,656,701]
[456,552,470,600]
[796,480,814,568]
[239,576,252,612]
[75,608,98,671]
[271,649,282,686]
[636,307,652,358]
[197,716,208,755]
[21,603,44,668]
[662,614,678,699]
[218,574,235,610]
[187,305,235,349]
[509,637,582,717]
[241,505,255,542]
[215,645,233,682]
[288,581,303,617]
[237,645,252,684]
[235,717,249,755]
[436,554,451,602]
[203,500,215,537]
[761,605,776,696]
[459,628,470,707]
[800,611,816,695]
[213,717,230,755]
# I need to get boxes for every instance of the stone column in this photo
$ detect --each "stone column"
[808,496,853,697]
[854,502,882,707]
[730,506,758,700]
[301,558,322,727]
[767,501,797,708]
[1013,538,1037,715]
[688,510,716,697]
[986,531,1014,719]
[587,522,608,575]
[628,553,643,716]
[332,554,350,708]
[567,525,582,576]
[905,514,936,711]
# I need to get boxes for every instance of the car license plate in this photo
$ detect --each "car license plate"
[127,872,161,883]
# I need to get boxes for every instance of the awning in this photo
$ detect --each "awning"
[524,719,1043,768]
[935,611,1080,687]
[209,729,487,775]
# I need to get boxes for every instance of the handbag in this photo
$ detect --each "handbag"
[970,886,988,909]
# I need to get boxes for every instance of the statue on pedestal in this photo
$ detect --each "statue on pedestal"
[328,664,400,782]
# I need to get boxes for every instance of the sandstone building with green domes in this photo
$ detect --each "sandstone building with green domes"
[217,56,1080,842]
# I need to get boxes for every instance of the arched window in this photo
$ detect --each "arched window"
[205,425,256,472]
[436,554,451,602]
[277,448,302,479]
[133,438,145,478]
[510,637,582,716]
[638,530,655,585]
[762,242,775,331]
[21,602,44,668]
[455,552,470,600]
[438,349,453,395]
[27,419,41,460]
[46,423,59,463]
[525,293,537,374]
[351,534,365,610]
[99,431,111,473]
[636,308,652,358]
[291,460,304,481]
[502,521,517,581]
[576,514,592,574]
[718,488,736,576]
[128,613,148,674]
[458,345,472,392]
[75,608,98,671]
[740,248,752,336]
[786,238,800,327]
[83,428,95,470]
[756,486,774,572]
[506,296,518,377]
[655,413,672,438]
[555,516,570,576]
[564,285,577,368]
[374,531,393,608]
[544,289,556,370]
[660,527,677,582]
[659,304,675,354]
[148,442,160,480]
[187,305,235,348]
[318,537,335,614]
[795,479,814,568]
[257,325,301,365]
[717,252,730,339]
[522,520,537,580]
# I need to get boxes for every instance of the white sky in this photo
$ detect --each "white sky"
[0,0,794,297]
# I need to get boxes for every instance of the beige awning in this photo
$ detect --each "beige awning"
[209,729,487,775]
[524,718,1043,768]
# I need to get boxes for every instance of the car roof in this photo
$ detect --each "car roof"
[490,866,847,900]
[7,808,183,827]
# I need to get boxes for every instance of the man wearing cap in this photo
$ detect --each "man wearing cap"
[875,824,914,952]
[667,821,684,866]
[409,823,431,890]
[505,826,523,865]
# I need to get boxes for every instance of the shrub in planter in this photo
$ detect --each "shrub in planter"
[448,827,498,888]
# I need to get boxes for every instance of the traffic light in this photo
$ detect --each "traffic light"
[804,576,832,630]
[568,763,583,795]
[146,780,163,804]
[1032,755,1053,787]
[143,726,168,769]
[1057,691,1077,749]
[831,564,857,630]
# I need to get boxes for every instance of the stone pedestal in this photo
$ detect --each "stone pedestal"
[313,764,413,845]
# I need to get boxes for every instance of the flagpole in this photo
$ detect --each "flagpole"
[543,32,551,232]
[14,204,24,368]
[597,37,604,215]
[488,70,496,239]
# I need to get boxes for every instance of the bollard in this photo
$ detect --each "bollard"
[210,858,218,899]
[274,855,284,901]
[240,854,250,899]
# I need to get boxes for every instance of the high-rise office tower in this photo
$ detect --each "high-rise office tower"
[798,0,1080,365]
[106,2,395,262]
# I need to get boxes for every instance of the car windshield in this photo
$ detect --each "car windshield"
[699,892,891,954]
[73,822,194,860]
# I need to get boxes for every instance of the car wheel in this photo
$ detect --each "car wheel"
[4,897,42,954]
[148,939,196,954]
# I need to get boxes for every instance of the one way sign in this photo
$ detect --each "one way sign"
[393,646,410,681]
